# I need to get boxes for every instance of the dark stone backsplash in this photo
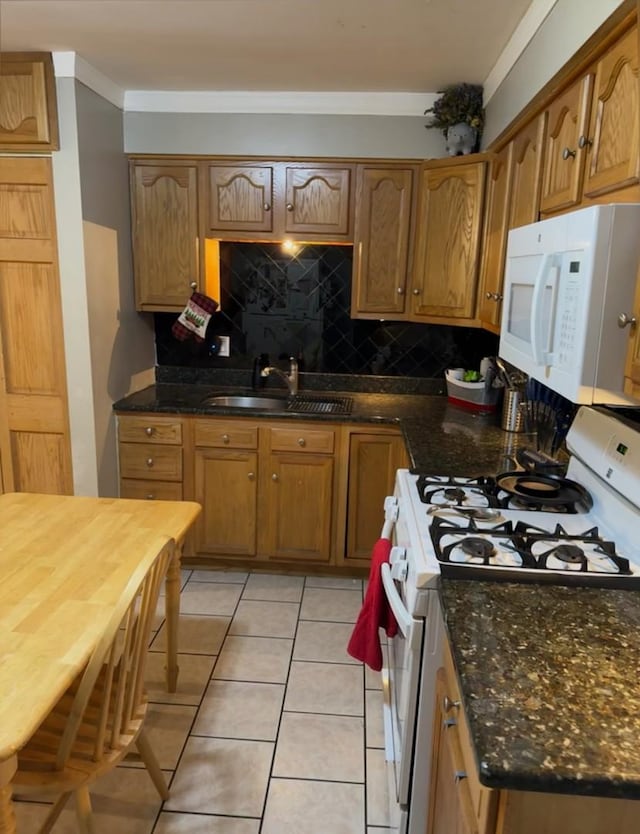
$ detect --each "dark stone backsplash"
[154,242,499,378]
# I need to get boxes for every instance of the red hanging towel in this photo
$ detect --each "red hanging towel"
[347,537,398,671]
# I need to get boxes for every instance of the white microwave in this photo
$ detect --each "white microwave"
[498,204,640,405]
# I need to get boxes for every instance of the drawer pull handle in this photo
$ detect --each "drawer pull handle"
[444,695,461,712]
[146,493,155,500]
[146,458,154,467]
[454,770,467,783]
[272,473,279,482]
[222,434,230,444]
[145,426,154,436]
[297,437,306,447]
[248,471,256,481]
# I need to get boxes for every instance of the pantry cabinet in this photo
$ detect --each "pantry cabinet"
[0,53,58,151]
[343,428,409,565]
[351,165,417,317]
[130,161,201,311]
[477,145,513,332]
[205,160,354,241]
[411,157,486,324]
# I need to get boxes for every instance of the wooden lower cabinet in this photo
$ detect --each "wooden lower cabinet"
[343,428,408,565]
[432,635,640,834]
[117,414,184,503]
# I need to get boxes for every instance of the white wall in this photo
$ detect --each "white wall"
[483,0,626,145]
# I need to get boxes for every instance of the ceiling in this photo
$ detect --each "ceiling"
[1,0,537,100]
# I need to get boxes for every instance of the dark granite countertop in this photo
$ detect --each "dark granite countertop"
[113,378,531,476]
[439,579,640,799]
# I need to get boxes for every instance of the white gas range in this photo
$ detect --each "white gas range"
[381,406,640,834]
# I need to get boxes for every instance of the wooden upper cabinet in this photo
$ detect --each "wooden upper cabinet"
[508,113,546,229]
[207,164,274,234]
[283,165,352,237]
[351,165,415,317]
[411,157,486,323]
[582,25,640,200]
[477,145,514,331]
[540,75,593,213]
[131,162,200,311]
[0,53,58,151]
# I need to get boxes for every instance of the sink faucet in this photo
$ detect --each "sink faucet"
[261,356,299,396]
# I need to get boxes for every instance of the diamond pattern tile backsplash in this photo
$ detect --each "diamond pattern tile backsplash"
[154,242,499,377]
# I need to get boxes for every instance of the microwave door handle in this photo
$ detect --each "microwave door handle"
[530,254,557,366]
[381,562,417,645]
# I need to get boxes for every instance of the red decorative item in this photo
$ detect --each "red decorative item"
[347,538,398,671]
[172,292,219,342]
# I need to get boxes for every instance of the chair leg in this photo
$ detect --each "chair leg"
[38,791,72,834]
[136,730,169,800]
[74,785,95,834]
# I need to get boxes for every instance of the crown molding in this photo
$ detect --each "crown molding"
[483,0,559,103]
[52,51,125,109]
[123,90,437,116]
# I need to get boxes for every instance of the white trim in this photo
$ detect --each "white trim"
[52,51,125,109]
[483,0,559,103]
[123,90,438,117]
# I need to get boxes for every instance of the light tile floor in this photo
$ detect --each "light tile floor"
[14,569,390,833]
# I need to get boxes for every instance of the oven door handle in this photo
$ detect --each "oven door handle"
[381,562,419,648]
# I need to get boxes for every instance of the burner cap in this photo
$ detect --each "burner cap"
[444,487,467,503]
[549,544,585,564]
[460,537,496,560]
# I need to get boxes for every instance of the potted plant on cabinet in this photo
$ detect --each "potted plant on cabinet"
[425,83,484,156]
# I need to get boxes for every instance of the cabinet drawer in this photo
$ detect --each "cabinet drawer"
[118,414,183,445]
[119,443,182,481]
[119,479,183,501]
[194,419,258,449]
[268,426,335,454]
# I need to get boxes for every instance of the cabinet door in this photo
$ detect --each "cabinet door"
[582,26,640,200]
[194,448,258,557]
[207,164,274,233]
[262,452,334,562]
[0,53,58,150]
[131,163,199,311]
[428,669,479,834]
[345,431,408,564]
[540,75,593,213]
[283,166,352,237]
[508,113,546,229]
[352,166,414,316]
[411,160,486,321]
[477,145,513,331]
[0,157,72,494]
[624,265,640,397]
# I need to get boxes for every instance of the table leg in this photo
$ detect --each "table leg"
[0,756,17,834]
[164,542,182,692]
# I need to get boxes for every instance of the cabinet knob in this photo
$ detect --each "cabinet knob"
[495,293,503,302]
[286,202,294,212]
[146,458,154,467]
[486,291,493,299]
[248,471,256,481]
[443,717,457,728]
[145,426,154,437]
[272,473,279,481]
[578,134,593,149]
[562,147,576,160]
[222,434,230,444]
[454,770,468,783]
[412,288,420,296]
[297,437,306,447]
[444,695,461,712]
[618,312,637,329]
[146,493,155,500]
[263,203,271,211]
[397,287,404,295]
[190,281,197,289]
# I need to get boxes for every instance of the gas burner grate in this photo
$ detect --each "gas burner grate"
[416,475,501,509]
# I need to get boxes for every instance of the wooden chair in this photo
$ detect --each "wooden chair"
[13,535,175,833]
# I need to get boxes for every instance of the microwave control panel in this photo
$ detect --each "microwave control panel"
[554,257,583,367]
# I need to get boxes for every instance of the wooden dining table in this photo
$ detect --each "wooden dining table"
[0,492,201,833]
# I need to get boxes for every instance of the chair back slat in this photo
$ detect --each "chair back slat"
[54,537,174,770]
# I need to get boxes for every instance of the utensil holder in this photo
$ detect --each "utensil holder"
[501,389,524,432]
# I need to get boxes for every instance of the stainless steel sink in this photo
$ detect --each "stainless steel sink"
[201,395,288,410]
[200,393,353,415]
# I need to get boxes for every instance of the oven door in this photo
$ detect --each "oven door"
[381,560,424,813]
